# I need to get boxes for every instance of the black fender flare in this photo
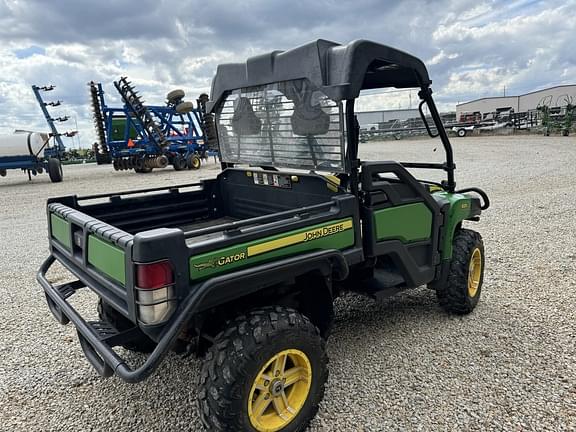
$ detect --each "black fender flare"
[190,249,348,313]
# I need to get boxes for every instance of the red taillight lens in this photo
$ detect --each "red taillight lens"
[136,260,174,289]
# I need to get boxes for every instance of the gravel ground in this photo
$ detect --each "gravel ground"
[1,135,575,431]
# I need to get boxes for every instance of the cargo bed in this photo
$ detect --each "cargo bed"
[47,167,359,282]
[61,169,345,236]
[43,168,360,332]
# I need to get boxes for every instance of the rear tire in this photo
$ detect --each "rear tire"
[197,306,328,432]
[436,229,484,314]
[97,300,156,353]
[47,158,63,183]
[457,128,467,137]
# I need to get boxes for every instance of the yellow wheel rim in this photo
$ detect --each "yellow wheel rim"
[192,158,200,169]
[468,248,482,298]
[248,349,312,432]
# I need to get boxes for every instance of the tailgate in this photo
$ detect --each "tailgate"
[47,202,136,319]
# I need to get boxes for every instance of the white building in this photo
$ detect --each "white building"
[456,85,576,119]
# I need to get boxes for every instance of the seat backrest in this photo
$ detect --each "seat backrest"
[231,97,262,135]
[282,80,330,136]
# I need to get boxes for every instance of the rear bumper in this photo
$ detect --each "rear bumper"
[37,249,349,383]
[37,255,174,382]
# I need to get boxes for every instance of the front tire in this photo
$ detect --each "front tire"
[173,155,187,171]
[187,154,201,170]
[197,306,328,432]
[436,229,484,314]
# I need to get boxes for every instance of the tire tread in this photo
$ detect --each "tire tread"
[197,306,328,432]
[436,229,484,314]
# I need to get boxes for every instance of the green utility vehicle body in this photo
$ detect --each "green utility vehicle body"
[38,40,488,428]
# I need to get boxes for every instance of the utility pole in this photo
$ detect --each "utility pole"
[73,115,80,149]
[503,85,506,97]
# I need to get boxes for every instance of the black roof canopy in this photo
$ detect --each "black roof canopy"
[208,39,432,112]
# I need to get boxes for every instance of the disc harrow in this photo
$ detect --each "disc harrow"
[91,77,218,173]
[114,77,167,148]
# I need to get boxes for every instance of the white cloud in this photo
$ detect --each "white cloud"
[428,50,460,65]
[0,0,574,145]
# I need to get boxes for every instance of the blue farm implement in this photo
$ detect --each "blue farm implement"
[89,79,218,173]
[0,85,73,182]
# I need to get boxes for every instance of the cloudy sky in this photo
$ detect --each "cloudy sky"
[0,0,574,147]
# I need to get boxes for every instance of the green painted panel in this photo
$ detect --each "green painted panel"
[111,117,137,141]
[87,235,126,285]
[50,214,71,249]
[190,218,355,280]
[433,192,473,259]
[373,203,432,243]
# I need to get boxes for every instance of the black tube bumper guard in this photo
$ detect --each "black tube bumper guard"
[37,249,349,383]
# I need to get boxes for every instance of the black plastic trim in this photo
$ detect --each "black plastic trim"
[360,161,443,287]
[371,240,435,287]
[457,187,490,210]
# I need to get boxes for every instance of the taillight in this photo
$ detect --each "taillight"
[136,261,174,289]
[135,260,176,325]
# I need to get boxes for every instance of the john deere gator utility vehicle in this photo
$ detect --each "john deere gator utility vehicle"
[38,39,489,432]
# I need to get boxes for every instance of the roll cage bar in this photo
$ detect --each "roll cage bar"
[208,39,457,193]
